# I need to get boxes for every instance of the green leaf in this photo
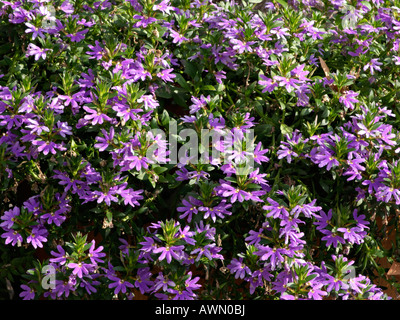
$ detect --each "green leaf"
[280,123,293,136]
[174,73,191,92]
[201,85,216,91]
[305,273,318,283]
[161,109,170,126]
[106,210,113,223]
[275,0,288,9]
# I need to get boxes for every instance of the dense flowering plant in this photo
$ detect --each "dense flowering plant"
[1,0,400,300]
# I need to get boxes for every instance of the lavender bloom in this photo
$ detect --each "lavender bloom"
[153,245,185,263]
[245,228,264,245]
[108,276,135,295]
[291,199,322,218]
[94,127,115,151]
[66,29,89,42]
[189,95,210,114]
[218,182,250,203]
[169,29,188,44]
[1,229,23,246]
[41,210,66,226]
[24,23,45,40]
[308,283,328,300]
[50,245,68,265]
[157,68,176,82]
[68,262,91,278]
[259,74,278,93]
[88,240,106,264]
[199,201,232,222]
[19,285,35,300]
[263,198,289,219]
[83,106,112,125]
[153,272,176,292]
[26,43,50,61]
[60,0,75,14]
[255,245,287,270]
[54,279,76,298]
[0,206,20,229]
[184,272,201,294]
[277,144,298,163]
[363,58,383,75]
[177,196,203,222]
[134,267,153,294]
[32,139,62,155]
[320,229,345,248]
[26,226,48,249]
[86,40,105,60]
[227,257,252,279]
[339,90,359,110]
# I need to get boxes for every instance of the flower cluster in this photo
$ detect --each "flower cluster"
[1,0,399,301]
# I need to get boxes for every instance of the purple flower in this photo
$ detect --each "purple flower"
[308,283,328,300]
[157,68,176,82]
[41,211,66,226]
[190,244,215,261]
[176,225,196,245]
[137,94,159,110]
[60,0,75,14]
[153,245,185,263]
[189,95,210,114]
[259,75,278,93]
[218,182,249,203]
[185,272,201,293]
[337,227,365,244]
[24,23,45,40]
[26,43,50,61]
[253,142,269,164]
[68,262,91,278]
[245,228,263,245]
[86,40,105,60]
[83,106,112,125]
[108,276,134,295]
[339,90,359,110]
[363,58,382,75]
[255,245,287,270]
[92,188,118,206]
[94,127,115,151]
[31,140,59,155]
[291,199,322,218]
[135,268,153,294]
[228,257,252,279]
[88,240,106,264]
[169,29,188,44]
[230,39,256,53]
[153,272,176,292]
[263,198,289,219]
[19,285,35,300]
[313,151,339,170]
[54,279,76,298]
[0,206,20,229]
[1,229,23,246]
[177,196,203,222]
[50,245,68,265]
[199,201,232,222]
[26,226,48,249]
[314,209,332,230]
[66,29,88,42]
[273,76,301,93]
[277,145,298,163]
[320,229,345,248]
